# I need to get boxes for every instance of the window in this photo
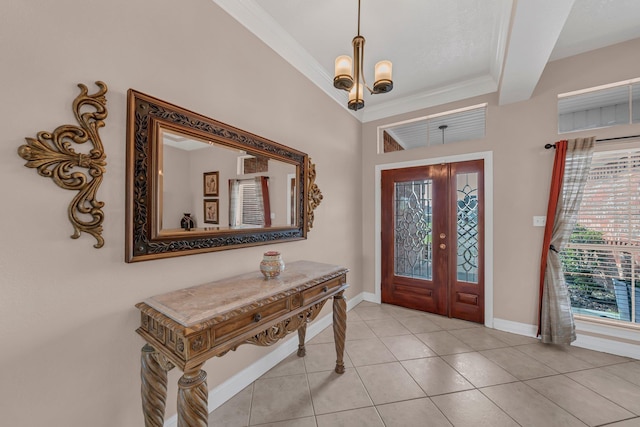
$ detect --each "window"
[561,146,640,324]
[558,79,640,133]
[229,176,271,227]
[380,104,486,153]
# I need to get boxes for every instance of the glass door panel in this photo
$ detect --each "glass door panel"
[456,172,479,283]
[394,180,433,280]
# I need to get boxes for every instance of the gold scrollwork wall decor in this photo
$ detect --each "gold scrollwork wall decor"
[306,158,323,232]
[18,81,108,248]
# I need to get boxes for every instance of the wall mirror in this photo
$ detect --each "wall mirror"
[126,89,320,262]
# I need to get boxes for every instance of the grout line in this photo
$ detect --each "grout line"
[232,301,640,426]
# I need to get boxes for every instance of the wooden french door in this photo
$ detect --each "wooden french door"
[381,160,484,323]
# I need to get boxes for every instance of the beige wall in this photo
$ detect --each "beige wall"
[362,37,640,327]
[0,1,361,425]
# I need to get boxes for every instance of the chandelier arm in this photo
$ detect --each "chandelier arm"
[358,39,374,94]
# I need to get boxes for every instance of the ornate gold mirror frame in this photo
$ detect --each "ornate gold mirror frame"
[125,89,322,262]
[18,81,108,248]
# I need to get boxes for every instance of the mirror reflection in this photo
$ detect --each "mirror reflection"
[159,128,298,234]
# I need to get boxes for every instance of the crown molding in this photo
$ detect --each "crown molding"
[361,75,498,123]
[212,0,500,123]
[211,0,350,111]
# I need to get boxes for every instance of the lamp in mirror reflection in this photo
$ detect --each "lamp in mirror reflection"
[333,0,393,111]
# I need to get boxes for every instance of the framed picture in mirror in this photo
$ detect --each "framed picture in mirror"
[203,171,219,197]
[203,199,219,224]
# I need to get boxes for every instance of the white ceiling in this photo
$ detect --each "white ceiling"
[212,0,640,123]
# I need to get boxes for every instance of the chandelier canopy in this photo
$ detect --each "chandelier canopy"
[333,0,393,111]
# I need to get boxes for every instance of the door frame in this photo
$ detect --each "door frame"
[374,151,494,328]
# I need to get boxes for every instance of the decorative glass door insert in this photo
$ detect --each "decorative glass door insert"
[394,179,433,280]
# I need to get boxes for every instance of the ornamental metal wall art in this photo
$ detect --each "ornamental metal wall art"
[306,158,323,232]
[18,81,108,248]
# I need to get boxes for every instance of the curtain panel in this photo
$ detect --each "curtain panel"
[539,137,595,344]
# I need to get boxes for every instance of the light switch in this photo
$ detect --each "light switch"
[533,216,546,227]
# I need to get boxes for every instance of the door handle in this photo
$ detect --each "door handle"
[440,243,446,250]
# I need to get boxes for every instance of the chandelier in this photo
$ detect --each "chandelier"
[333,0,393,111]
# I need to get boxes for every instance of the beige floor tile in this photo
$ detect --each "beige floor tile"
[380,303,426,318]
[402,357,474,396]
[485,329,540,346]
[346,310,363,322]
[564,344,632,366]
[567,368,640,414]
[396,315,443,333]
[526,374,634,426]
[415,331,473,355]
[345,338,396,366]
[605,418,640,426]
[356,362,426,404]
[352,305,394,321]
[605,361,640,386]
[513,343,594,373]
[307,368,373,415]
[308,326,335,345]
[251,417,317,427]
[354,301,379,308]
[315,406,384,427]
[480,347,558,380]
[303,342,353,373]
[449,328,511,351]
[209,384,252,427]
[481,382,587,427]
[442,352,518,388]
[377,397,453,427]
[261,352,306,379]
[428,316,482,330]
[431,389,518,427]
[380,334,437,360]
[214,309,640,427]
[343,321,377,341]
[250,374,313,425]
[364,318,412,337]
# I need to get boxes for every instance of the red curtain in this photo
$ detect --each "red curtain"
[537,140,567,336]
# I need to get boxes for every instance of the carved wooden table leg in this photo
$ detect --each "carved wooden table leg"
[297,322,307,357]
[332,291,347,374]
[141,344,174,427]
[177,364,208,427]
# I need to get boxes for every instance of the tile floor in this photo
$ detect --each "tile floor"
[209,301,640,426]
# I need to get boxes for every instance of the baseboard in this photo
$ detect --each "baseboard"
[493,317,640,359]
[163,291,365,427]
[493,318,538,337]
[573,333,640,359]
[574,318,640,359]
[362,291,379,304]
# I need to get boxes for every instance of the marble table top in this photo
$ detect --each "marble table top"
[142,260,347,327]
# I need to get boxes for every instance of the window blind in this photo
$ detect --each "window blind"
[562,148,640,322]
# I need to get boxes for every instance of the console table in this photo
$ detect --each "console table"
[135,260,349,427]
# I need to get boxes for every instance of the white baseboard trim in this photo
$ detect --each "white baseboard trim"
[493,318,538,337]
[573,334,640,359]
[493,317,640,359]
[163,291,365,427]
[362,292,379,304]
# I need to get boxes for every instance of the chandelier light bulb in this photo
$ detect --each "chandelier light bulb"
[348,84,364,111]
[334,55,354,90]
[374,60,393,93]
